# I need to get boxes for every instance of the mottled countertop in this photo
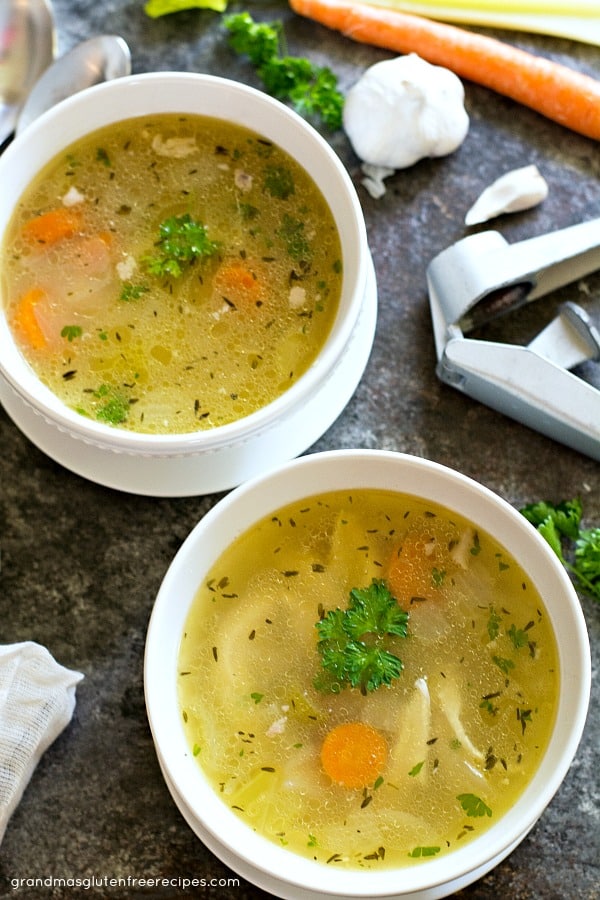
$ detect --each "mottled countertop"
[1,1,599,898]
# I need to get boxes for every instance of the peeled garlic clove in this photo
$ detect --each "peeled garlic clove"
[465,164,548,226]
[360,163,395,199]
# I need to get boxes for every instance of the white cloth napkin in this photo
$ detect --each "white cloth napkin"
[0,641,83,843]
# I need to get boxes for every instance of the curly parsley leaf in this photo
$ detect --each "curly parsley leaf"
[144,214,220,278]
[315,579,408,694]
[224,12,344,130]
[520,497,600,602]
[346,581,409,640]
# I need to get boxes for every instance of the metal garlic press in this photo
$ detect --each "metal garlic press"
[427,219,600,462]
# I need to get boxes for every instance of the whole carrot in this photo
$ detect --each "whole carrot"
[289,0,600,140]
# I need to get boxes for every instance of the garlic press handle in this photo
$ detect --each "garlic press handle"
[439,337,600,461]
[427,217,600,335]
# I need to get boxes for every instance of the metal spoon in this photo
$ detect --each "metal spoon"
[15,34,132,135]
[0,0,56,144]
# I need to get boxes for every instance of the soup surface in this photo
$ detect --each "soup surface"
[178,489,559,870]
[1,114,342,433]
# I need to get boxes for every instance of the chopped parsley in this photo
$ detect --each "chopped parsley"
[96,147,112,167]
[61,325,82,342]
[315,579,409,694]
[93,384,131,425]
[277,214,310,261]
[120,282,150,302]
[263,164,295,199]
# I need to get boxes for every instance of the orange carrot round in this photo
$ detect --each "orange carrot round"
[321,721,387,788]
[387,532,438,602]
[23,208,82,245]
[289,0,600,141]
[213,260,266,310]
[11,288,48,350]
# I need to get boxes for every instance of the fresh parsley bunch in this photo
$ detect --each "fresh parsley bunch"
[224,12,344,131]
[315,579,409,694]
[520,498,600,602]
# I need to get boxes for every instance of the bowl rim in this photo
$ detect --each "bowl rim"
[0,72,368,454]
[144,449,591,897]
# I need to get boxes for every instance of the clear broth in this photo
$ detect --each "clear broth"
[178,489,559,870]
[2,114,342,433]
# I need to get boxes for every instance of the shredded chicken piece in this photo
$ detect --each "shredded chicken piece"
[436,677,484,760]
[151,135,198,158]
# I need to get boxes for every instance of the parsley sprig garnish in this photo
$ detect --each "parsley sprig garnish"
[144,214,220,278]
[520,498,600,602]
[315,580,409,694]
[224,12,344,131]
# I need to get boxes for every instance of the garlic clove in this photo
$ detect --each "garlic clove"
[465,164,549,226]
[360,163,395,199]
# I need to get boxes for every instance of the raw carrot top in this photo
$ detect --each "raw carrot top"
[321,721,387,788]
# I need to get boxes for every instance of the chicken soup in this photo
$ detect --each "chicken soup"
[178,489,559,870]
[1,115,342,433]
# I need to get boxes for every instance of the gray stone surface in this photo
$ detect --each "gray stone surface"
[0,1,598,898]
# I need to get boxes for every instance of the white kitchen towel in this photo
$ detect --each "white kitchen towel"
[0,641,83,843]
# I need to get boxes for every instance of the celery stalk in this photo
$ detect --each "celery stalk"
[360,0,600,45]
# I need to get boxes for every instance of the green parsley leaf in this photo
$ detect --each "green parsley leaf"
[520,497,599,602]
[457,793,492,818]
[520,498,582,540]
[263,165,295,200]
[408,846,441,858]
[574,527,600,600]
[507,623,529,650]
[315,579,408,694]
[224,13,344,130]
[94,384,130,425]
[61,324,82,342]
[487,607,502,641]
[343,641,404,692]
[120,283,150,302]
[276,214,310,261]
[144,214,220,278]
[96,148,111,167]
[492,655,515,675]
[345,580,410,640]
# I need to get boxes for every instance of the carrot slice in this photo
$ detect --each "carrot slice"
[214,260,266,309]
[11,288,48,350]
[386,532,440,603]
[321,721,387,788]
[289,0,600,140]
[23,208,82,245]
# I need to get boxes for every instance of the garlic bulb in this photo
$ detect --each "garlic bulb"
[343,53,469,171]
[465,165,549,225]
